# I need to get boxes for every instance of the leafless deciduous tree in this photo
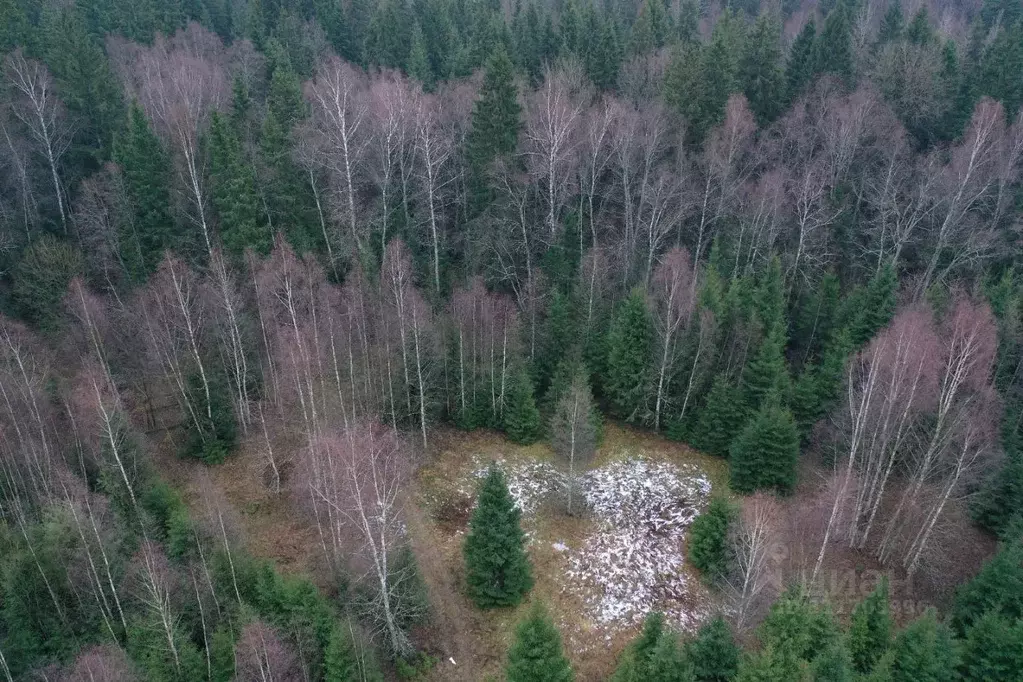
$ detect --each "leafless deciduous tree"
[381,239,435,447]
[691,95,756,282]
[126,542,186,675]
[3,50,73,232]
[305,55,370,260]
[235,621,302,682]
[523,66,584,241]
[450,278,519,423]
[550,371,597,515]
[368,71,419,262]
[303,423,420,657]
[917,98,1004,295]
[815,296,1001,580]
[727,493,781,631]
[62,644,139,682]
[650,247,695,431]
[136,254,213,440]
[415,89,459,296]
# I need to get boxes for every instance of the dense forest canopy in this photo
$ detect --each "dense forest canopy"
[1,0,1023,678]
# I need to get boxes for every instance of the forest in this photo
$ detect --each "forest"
[1,0,1023,678]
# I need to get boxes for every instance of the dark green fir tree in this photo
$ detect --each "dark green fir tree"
[466,45,521,212]
[506,602,574,682]
[688,497,737,581]
[786,19,817,104]
[686,616,740,682]
[208,112,270,258]
[849,577,892,674]
[740,13,785,125]
[114,102,178,278]
[605,290,654,422]
[690,377,747,457]
[464,467,533,608]
[729,400,800,494]
[503,368,544,444]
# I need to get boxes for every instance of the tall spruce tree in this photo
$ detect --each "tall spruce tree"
[729,400,800,494]
[959,611,1023,681]
[739,13,785,125]
[786,19,818,104]
[742,326,790,411]
[464,467,533,608]
[324,623,383,681]
[686,616,741,682]
[815,3,854,86]
[504,368,544,444]
[878,0,905,44]
[114,102,178,278]
[208,112,269,258]
[466,44,521,212]
[885,609,959,682]
[43,6,124,171]
[605,290,654,422]
[690,377,747,457]
[506,602,574,682]
[688,496,737,581]
[849,578,892,674]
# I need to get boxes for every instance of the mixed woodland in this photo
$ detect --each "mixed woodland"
[1,0,1023,678]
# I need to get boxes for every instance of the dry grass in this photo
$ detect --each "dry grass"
[412,424,722,682]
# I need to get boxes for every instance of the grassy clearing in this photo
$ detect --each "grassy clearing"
[412,423,723,681]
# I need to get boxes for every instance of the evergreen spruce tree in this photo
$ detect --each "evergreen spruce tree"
[266,60,307,130]
[786,19,817,104]
[687,497,737,581]
[43,6,124,169]
[951,538,1023,633]
[664,41,705,129]
[973,447,1023,537]
[729,400,800,494]
[407,23,434,86]
[905,7,933,46]
[0,0,31,53]
[209,623,236,682]
[506,602,574,682]
[694,10,743,140]
[536,291,578,396]
[976,21,1023,118]
[464,467,533,608]
[812,639,855,682]
[791,329,851,437]
[605,290,653,422]
[325,622,384,681]
[686,615,740,682]
[587,18,622,90]
[888,609,959,682]
[878,0,904,44]
[739,13,785,125]
[610,613,665,680]
[183,370,238,464]
[815,3,854,86]
[647,631,695,681]
[959,611,1023,681]
[629,0,661,56]
[690,377,747,457]
[846,262,897,346]
[114,102,178,278]
[504,368,544,444]
[742,326,790,411]
[849,578,892,674]
[466,45,521,212]
[208,112,270,258]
